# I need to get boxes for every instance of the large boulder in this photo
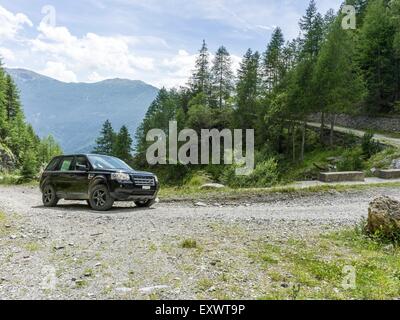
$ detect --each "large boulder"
[367,196,400,236]
[0,143,17,172]
[200,183,225,190]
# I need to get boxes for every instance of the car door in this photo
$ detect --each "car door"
[56,156,75,197]
[68,156,90,199]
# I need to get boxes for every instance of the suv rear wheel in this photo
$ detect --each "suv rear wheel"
[134,199,156,208]
[42,185,59,207]
[89,185,114,211]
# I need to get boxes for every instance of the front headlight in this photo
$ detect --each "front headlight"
[111,172,130,181]
[154,176,159,184]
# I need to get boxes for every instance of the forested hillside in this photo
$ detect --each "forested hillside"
[0,63,62,180]
[134,0,400,186]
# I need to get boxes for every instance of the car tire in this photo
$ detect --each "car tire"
[89,185,114,211]
[42,184,59,207]
[134,199,156,208]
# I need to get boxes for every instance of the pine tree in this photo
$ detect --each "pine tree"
[38,135,63,167]
[114,125,133,163]
[5,75,22,121]
[93,120,116,155]
[190,40,211,96]
[356,0,395,113]
[263,28,285,92]
[314,16,366,146]
[299,0,324,59]
[210,46,234,108]
[0,62,8,140]
[234,49,261,128]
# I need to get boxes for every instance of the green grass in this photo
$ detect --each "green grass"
[159,182,400,202]
[256,227,400,300]
[180,239,198,249]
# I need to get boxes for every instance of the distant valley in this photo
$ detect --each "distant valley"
[6,68,159,153]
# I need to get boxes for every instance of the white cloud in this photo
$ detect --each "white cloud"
[0,5,32,41]
[30,23,156,81]
[0,47,15,61]
[41,61,77,82]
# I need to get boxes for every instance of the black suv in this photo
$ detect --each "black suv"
[40,154,159,211]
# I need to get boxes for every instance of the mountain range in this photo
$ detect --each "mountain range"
[6,68,159,153]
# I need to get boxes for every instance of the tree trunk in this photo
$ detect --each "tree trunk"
[300,120,306,162]
[292,123,296,163]
[320,112,325,143]
[278,124,284,153]
[330,114,337,147]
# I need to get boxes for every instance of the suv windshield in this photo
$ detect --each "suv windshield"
[88,155,133,171]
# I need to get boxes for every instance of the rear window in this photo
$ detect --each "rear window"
[45,157,60,171]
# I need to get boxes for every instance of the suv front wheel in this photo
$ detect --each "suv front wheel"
[42,185,59,207]
[89,185,114,211]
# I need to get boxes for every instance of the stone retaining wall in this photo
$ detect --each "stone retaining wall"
[309,113,400,133]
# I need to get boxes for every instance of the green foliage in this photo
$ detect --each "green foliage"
[222,158,279,188]
[93,120,115,155]
[21,148,39,180]
[0,60,62,178]
[183,171,212,187]
[133,0,400,187]
[337,148,365,171]
[113,125,133,163]
[180,239,198,249]
[361,132,383,158]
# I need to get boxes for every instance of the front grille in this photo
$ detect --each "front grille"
[132,175,155,186]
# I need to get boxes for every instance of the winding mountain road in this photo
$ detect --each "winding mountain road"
[307,122,400,148]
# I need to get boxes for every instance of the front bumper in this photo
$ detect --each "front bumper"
[109,180,159,201]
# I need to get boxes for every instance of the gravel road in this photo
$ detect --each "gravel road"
[0,185,399,300]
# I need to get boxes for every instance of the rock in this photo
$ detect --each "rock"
[367,196,400,236]
[0,143,17,171]
[115,287,133,293]
[10,235,17,239]
[194,202,207,207]
[200,183,225,190]
[54,245,65,250]
[139,285,169,294]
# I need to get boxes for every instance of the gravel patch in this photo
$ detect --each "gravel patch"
[0,185,399,299]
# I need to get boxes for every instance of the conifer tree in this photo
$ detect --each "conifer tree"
[191,40,211,96]
[210,46,234,109]
[263,28,285,92]
[114,125,133,163]
[93,120,116,155]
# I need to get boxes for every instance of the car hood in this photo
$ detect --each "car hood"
[93,168,155,176]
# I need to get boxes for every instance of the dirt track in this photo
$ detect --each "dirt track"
[0,185,399,299]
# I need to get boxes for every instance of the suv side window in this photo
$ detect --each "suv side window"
[58,157,74,172]
[74,156,89,171]
[45,157,60,171]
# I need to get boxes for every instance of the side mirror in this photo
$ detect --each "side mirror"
[76,164,89,171]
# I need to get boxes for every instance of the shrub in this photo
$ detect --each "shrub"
[180,239,197,249]
[183,171,212,187]
[361,132,383,158]
[337,148,365,171]
[221,157,279,188]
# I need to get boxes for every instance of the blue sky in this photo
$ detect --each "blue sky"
[0,0,343,87]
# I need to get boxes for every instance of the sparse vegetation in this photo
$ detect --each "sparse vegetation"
[257,225,400,300]
[180,239,198,249]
